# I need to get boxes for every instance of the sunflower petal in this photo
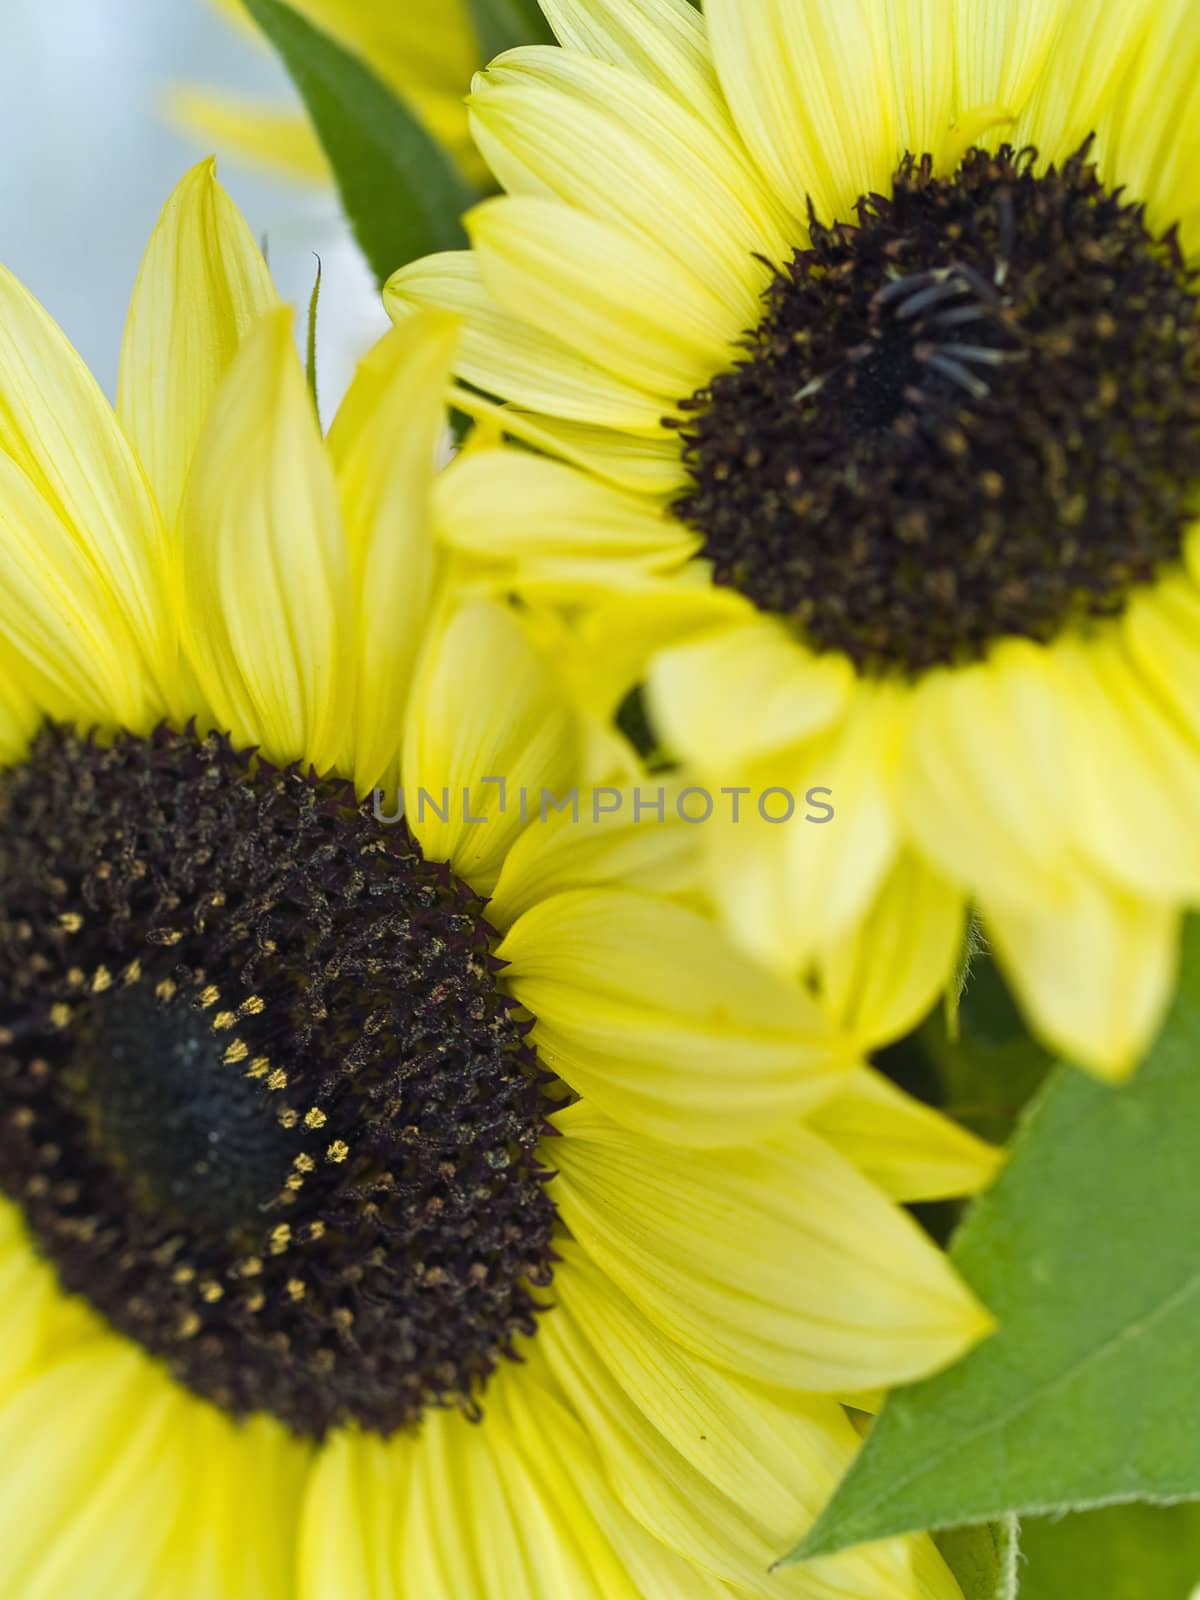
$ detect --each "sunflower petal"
[402,598,579,893]
[0,450,159,731]
[982,879,1177,1079]
[953,0,1069,131]
[0,1345,181,1600]
[1052,631,1200,901]
[512,1368,757,1598]
[1122,570,1200,744]
[169,90,330,183]
[327,311,459,794]
[704,0,898,225]
[551,1102,993,1392]
[403,1394,635,1599]
[1013,0,1156,165]
[179,307,351,772]
[448,389,689,495]
[470,49,785,317]
[814,849,966,1050]
[0,264,172,700]
[806,1067,1002,1203]
[487,780,702,930]
[299,1431,408,1600]
[0,660,38,767]
[498,889,855,1144]
[436,447,695,574]
[466,195,739,398]
[701,685,906,974]
[647,618,854,771]
[158,1406,309,1600]
[900,638,1077,910]
[387,252,668,429]
[118,158,279,530]
[0,1206,61,1404]
[1091,0,1200,242]
[538,0,732,134]
[543,1243,955,1600]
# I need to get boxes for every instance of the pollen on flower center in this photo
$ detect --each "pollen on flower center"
[0,725,556,1438]
[671,141,1200,672]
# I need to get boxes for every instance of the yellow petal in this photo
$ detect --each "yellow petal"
[1122,570,1200,744]
[814,849,966,1051]
[551,1101,993,1392]
[648,617,854,771]
[327,312,459,794]
[0,262,172,704]
[169,90,330,184]
[0,658,38,767]
[436,446,696,578]
[885,0,958,164]
[900,639,1077,911]
[470,49,784,320]
[1188,523,1200,587]
[982,879,1177,1079]
[1013,0,1156,166]
[180,306,351,772]
[153,1405,309,1600]
[0,1343,182,1600]
[500,888,855,1144]
[567,581,752,750]
[487,779,703,930]
[467,194,739,399]
[0,450,159,731]
[704,0,897,225]
[1051,630,1200,901]
[402,1389,637,1599]
[0,1206,60,1405]
[1091,0,1200,242]
[543,1243,954,1600]
[953,0,1068,136]
[538,0,735,137]
[388,251,668,429]
[119,158,279,531]
[702,683,906,974]
[448,388,690,495]
[299,1431,408,1600]
[807,1067,1002,1203]
[505,1367,755,1599]
[402,598,579,893]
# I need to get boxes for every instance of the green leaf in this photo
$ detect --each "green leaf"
[465,0,556,60]
[243,0,475,285]
[305,252,322,411]
[1021,1503,1200,1600]
[792,918,1200,1560]
[937,1519,1020,1600]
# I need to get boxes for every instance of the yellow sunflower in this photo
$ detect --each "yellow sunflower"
[175,0,488,184]
[389,0,1200,1078]
[0,160,992,1597]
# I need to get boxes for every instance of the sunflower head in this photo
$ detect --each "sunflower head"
[672,137,1200,673]
[389,0,1200,1076]
[1,723,560,1438]
[0,153,1000,1597]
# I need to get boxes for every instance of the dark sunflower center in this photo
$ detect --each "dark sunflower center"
[0,725,555,1438]
[672,141,1200,672]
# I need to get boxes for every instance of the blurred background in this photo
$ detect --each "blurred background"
[0,0,388,414]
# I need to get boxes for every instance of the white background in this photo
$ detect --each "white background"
[0,0,387,411]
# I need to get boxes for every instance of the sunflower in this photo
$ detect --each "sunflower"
[388,0,1200,1078]
[0,159,992,1598]
[175,0,488,184]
